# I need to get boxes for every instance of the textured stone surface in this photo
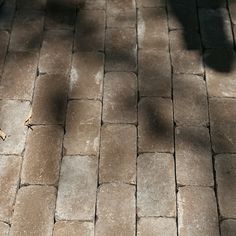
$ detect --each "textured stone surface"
[9,11,44,51]
[105,28,136,71]
[138,98,174,153]
[21,126,64,185]
[0,51,38,100]
[77,0,106,9]
[0,222,10,236]
[31,74,68,125]
[173,74,208,126]
[96,183,135,236]
[0,31,9,75]
[100,124,136,184]
[209,98,236,153]
[138,8,168,50]
[0,6,15,30]
[75,10,105,51]
[39,30,73,74]
[175,127,213,186]
[137,0,164,7]
[69,52,104,99]
[64,100,101,156]
[137,153,176,217]
[56,156,97,221]
[17,0,47,10]
[178,187,219,236]
[221,220,236,236]
[0,155,21,222]
[0,100,30,155]
[139,49,171,97]
[53,221,94,236]
[204,49,236,97]
[10,186,56,236]
[137,218,177,236]
[103,72,137,123]
[215,154,236,218]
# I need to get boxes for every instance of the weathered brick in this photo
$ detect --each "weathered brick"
[77,0,105,9]
[168,3,198,31]
[137,153,176,217]
[199,9,233,48]
[175,127,214,186]
[0,31,9,75]
[107,0,136,28]
[69,52,104,100]
[105,28,137,71]
[137,0,164,8]
[137,218,177,236]
[221,220,236,236]
[53,221,94,236]
[0,100,30,155]
[178,187,219,236]
[138,98,174,153]
[31,74,68,125]
[21,126,64,185]
[100,124,136,184]
[9,11,44,51]
[204,49,236,97]
[0,222,9,236]
[17,0,47,10]
[56,156,97,221]
[138,8,168,50]
[215,154,236,218]
[0,155,21,222]
[229,0,236,24]
[103,72,137,123]
[39,30,73,74]
[173,74,208,126]
[0,6,15,30]
[0,51,38,100]
[64,100,101,156]
[96,183,135,236]
[139,49,171,97]
[75,10,105,51]
[209,98,236,153]
[47,0,77,10]
[10,186,56,236]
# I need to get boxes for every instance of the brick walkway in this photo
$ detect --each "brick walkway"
[0,0,236,235]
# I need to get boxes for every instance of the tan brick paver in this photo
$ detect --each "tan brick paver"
[0,222,10,236]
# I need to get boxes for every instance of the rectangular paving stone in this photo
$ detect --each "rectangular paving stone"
[137,153,176,217]
[139,49,171,97]
[10,186,56,236]
[138,98,174,153]
[107,0,136,28]
[39,30,73,74]
[175,127,214,186]
[0,6,15,30]
[209,98,236,153]
[0,31,9,75]
[17,0,47,10]
[168,3,198,31]
[173,74,208,126]
[137,0,164,8]
[75,10,105,51]
[77,0,106,9]
[198,0,226,9]
[69,52,104,100]
[47,0,77,10]
[221,220,236,236]
[96,183,135,236]
[21,126,64,185]
[178,186,220,236]
[138,8,168,50]
[0,51,38,100]
[103,72,137,123]
[0,155,21,222]
[0,100,30,155]
[9,11,44,51]
[53,221,94,236]
[56,156,97,221]
[105,28,137,72]
[100,124,136,184]
[31,74,68,125]
[215,154,236,218]
[137,218,177,236]
[64,100,101,156]
[204,49,236,97]
[229,0,236,24]
[0,222,10,236]
[199,9,233,48]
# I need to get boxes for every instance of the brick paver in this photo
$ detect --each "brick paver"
[1,0,236,235]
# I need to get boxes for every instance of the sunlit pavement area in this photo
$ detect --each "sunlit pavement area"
[0,0,236,235]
